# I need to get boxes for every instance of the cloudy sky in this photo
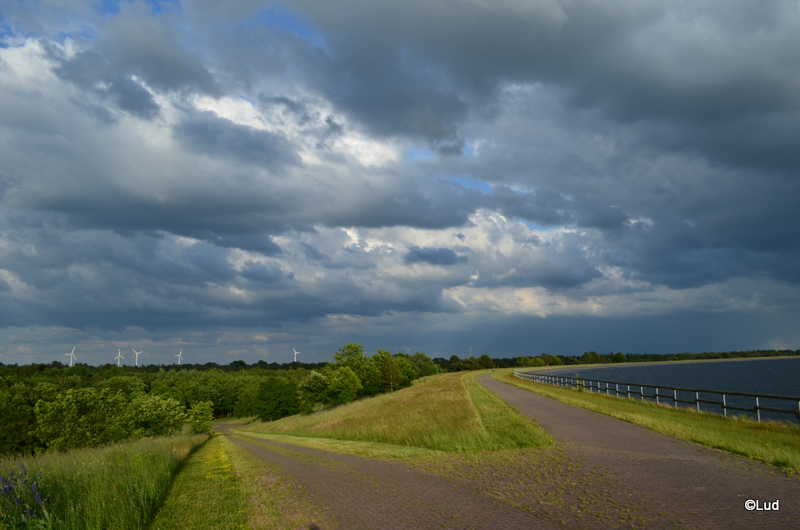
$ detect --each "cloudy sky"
[1,0,799,365]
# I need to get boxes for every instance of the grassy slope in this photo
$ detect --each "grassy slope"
[496,368,800,472]
[238,372,554,452]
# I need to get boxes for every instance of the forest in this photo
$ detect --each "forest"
[1,344,796,458]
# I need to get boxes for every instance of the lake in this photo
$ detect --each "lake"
[543,356,800,423]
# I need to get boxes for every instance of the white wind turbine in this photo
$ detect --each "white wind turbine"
[65,347,77,367]
[404,346,411,354]
[175,349,183,365]
[292,348,300,363]
[132,349,143,367]
[114,349,124,367]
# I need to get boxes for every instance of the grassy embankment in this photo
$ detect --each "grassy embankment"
[239,371,554,454]
[495,368,800,472]
[0,434,207,529]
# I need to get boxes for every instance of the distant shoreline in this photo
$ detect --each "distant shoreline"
[528,354,800,374]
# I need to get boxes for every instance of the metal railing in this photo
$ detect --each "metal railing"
[513,370,800,424]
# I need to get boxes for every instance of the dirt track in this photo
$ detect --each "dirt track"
[220,375,799,529]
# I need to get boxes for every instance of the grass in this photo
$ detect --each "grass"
[149,434,247,530]
[0,434,207,530]
[151,426,333,530]
[496,368,800,473]
[238,372,554,453]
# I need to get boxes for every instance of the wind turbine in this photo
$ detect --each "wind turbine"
[132,349,143,367]
[469,344,473,357]
[65,347,77,367]
[175,349,183,365]
[114,349,124,367]
[404,346,411,354]
[292,348,300,363]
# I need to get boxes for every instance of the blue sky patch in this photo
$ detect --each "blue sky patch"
[256,4,327,51]
[95,0,181,17]
[440,175,493,194]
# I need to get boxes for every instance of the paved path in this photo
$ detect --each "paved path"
[218,423,551,530]
[478,373,800,530]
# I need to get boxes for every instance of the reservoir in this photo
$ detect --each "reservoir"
[544,356,800,423]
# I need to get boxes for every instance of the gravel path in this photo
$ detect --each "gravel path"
[219,426,550,530]
[478,373,800,530]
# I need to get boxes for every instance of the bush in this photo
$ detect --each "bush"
[34,388,133,451]
[187,401,214,434]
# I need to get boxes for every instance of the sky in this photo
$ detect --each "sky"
[1,0,799,366]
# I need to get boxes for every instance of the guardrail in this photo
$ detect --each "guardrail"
[513,370,800,424]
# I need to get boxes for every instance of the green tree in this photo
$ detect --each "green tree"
[447,355,463,372]
[380,356,403,392]
[129,394,186,436]
[188,400,215,433]
[96,375,147,398]
[0,384,41,456]
[332,343,381,396]
[327,366,361,404]
[34,388,134,451]
[297,370,330,412]
[540,353,563,366]
[462,356,481,370]
[254,377,300,421]
[477,354,495,369]
[410,352,441,377]
[233,384,260,418]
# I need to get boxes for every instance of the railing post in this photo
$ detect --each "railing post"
[627,385,630,399]
[656,387,660,404]
[695,391,700,413]
[673,389,678,409]
[756,397,761,423]
[722,394,727,417]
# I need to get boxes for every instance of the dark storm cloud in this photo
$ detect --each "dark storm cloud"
[108,76,160,119]
[283,0,800,173]
[173,112,301,169]
[47,2,220,118]
[404,246,467,266]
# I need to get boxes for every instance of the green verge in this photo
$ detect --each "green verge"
[495,368,800,473]
[0,434,207,530]
[150,428,334,530]
[149,434,247,530]
[238,372,553,453]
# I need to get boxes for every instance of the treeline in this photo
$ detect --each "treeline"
[437,348,800,370]
[0,344,442,458]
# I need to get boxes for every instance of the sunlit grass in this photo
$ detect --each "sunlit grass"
[496,369,800,473]
[149,434,247,530]
[0,434,207,530]
[238,372,553,453]
[150,429,334,530]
